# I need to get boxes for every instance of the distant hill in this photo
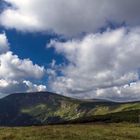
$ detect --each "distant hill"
[0,92,140,126]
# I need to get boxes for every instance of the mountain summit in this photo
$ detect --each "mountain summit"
[0,92,139,126]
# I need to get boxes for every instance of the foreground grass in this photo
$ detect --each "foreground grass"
[0,123,140,140]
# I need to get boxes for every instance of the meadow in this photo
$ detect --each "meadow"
[0,123,140,140]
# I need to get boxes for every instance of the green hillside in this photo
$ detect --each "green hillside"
[0,92,140,126]
[0,123,140,140]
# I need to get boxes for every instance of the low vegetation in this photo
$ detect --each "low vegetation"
[0,123,139,140]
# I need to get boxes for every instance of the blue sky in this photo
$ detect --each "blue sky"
[0,0,140,101]
[2,29,64,65]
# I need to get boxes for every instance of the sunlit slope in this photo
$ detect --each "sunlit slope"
[0,92,139,126]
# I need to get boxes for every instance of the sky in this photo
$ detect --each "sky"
[0,0,140,101]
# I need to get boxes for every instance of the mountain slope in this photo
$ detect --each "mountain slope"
[0,92,140,126]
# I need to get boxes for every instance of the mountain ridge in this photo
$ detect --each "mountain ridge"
[0,92,139,126]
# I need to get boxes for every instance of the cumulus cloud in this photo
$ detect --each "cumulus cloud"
[1,0,140,35]
[0,79,46,96]
[48,27,140,101]
[1,0,140,101]
[95,82,140,101]
[0,32,9,54]
[0,33,46,96]
[0,51,45,80]
[23,80,47,92]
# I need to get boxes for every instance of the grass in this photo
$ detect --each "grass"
[20,102,140,125]
[0,123,139,140]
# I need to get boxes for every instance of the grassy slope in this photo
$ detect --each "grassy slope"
[0,92,140,125]
[0,123,139,140]
[20,99,140,124]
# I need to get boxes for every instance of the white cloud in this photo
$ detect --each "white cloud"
[0,79,46,95]
[0,32,9,54]
[0,51,45,80]
[1,1,140,101]
[48,27,140,101]
[0,33,47,96]
[1,0,140,35]
[23,80,47,92]
[95,82,140,101]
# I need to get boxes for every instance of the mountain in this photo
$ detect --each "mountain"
[0,92,140,126]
